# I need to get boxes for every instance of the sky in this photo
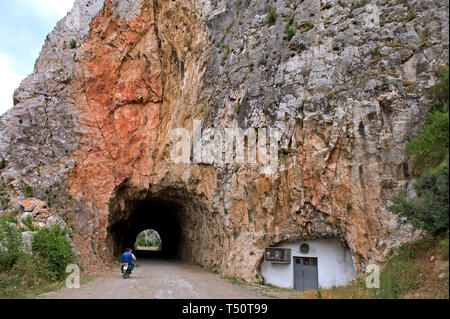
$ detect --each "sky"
[0,0,75,116]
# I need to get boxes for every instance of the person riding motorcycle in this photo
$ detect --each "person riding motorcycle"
[120,248,136,274]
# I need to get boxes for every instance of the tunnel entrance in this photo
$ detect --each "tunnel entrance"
[106,184,221,269]
[107,198,182,259]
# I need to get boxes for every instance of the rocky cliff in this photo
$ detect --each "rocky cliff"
[0,0,448,281]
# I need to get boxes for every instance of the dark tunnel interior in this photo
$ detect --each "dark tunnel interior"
[107,198,182,260]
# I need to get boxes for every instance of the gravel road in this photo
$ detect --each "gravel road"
[38,259,298,299]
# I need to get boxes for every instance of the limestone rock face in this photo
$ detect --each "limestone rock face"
[18,198,67,230]
[0,0,448,280]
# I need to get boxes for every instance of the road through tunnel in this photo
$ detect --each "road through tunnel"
[108,199,182,259]
[106,184,217,264]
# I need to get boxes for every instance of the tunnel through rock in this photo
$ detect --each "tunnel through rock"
[106,185,214,263]
[108,198,182,259]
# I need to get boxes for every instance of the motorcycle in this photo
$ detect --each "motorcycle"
[121,263,132,279]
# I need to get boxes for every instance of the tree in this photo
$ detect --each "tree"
[389,67,449,234]
[389,160,449,233]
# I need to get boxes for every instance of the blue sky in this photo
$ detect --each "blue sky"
[0,0,75,115]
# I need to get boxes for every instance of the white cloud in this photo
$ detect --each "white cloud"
[31,0,76,16]
[0,54,25,116]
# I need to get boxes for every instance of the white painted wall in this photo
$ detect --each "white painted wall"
[260,239,356,289]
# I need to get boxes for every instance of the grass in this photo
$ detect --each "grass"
[369,47,380,56]
[10,263,116,299]
[300,22,314,32]
[351,0,368,10]
[225,276,244,286]
[266,6,277,25]
[257,56,267,66]
[201,106,210,119]
[0,210,18,224]
[320,2,332,10]
[285,13,295,26]
[283,24,296,41]
[22,185,33,197]
[22,215,36,231]
[12,269,106,299]
[407,12,416,21]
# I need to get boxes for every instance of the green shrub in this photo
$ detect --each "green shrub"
[285,13,295,25]
[369,48,380,56]
[0,211,18,224]
[316,288,323,299]
[32,224,75,280]
[266,6,277,25]
[283,24,296,41]
[10,251,50,288]
[0,218,23,271]
[22,215,36,231]
[0,213,77,298]
[257,56,267,66]
[351,0,368,10]
[407,12,416,21]
[389,67,449,234]
[406,109,449,173]
[0,250,53,298]
[22,185,33,197]
[389,161,449,234]
[302,22,315,32]
[431,67,449,111]
[69,39,77,49]
[321,2,332,10]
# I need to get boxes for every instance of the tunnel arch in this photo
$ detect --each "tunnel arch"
[108,198,182,258]
[105,181,219,264]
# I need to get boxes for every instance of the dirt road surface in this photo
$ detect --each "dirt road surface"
[38,259,301,299]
